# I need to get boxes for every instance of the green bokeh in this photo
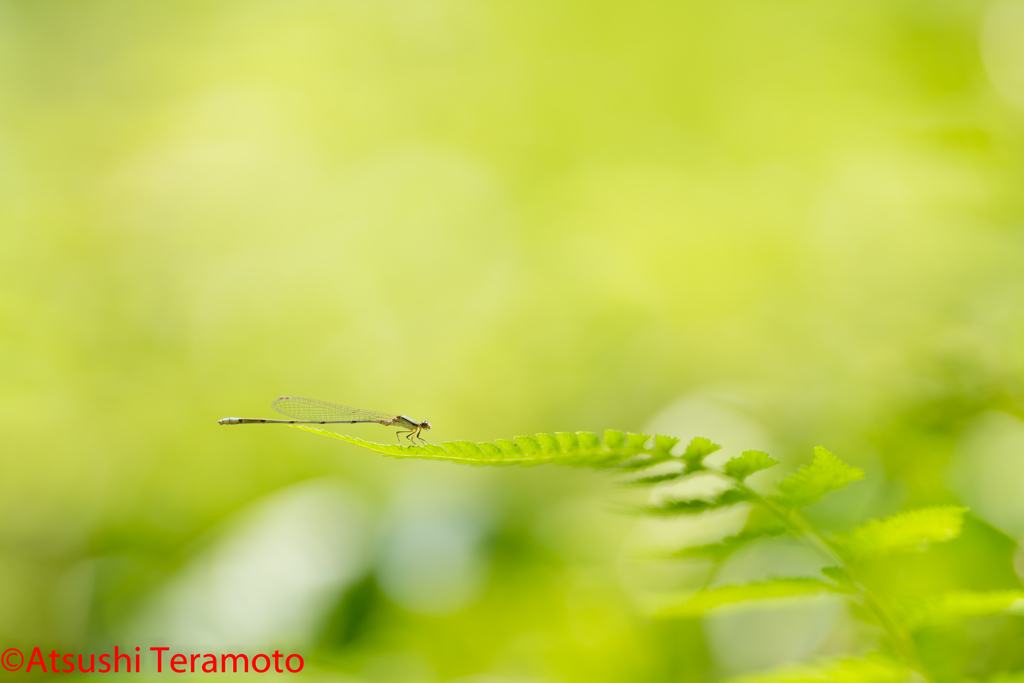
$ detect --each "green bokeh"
[3,1,1024,681]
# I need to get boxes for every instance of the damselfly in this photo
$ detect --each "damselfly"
[219,396,431,444]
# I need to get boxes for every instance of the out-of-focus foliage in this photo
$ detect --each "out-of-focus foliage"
[724,654,909,683]
[835,506,969,561]
[774,447,866,509]
[318,431,1024,679]
[723,450,779,482]
[4,0,1024,681]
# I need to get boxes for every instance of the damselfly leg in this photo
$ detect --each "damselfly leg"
[396,428,423,444]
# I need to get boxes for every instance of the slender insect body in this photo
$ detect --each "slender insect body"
[218,398,432,444]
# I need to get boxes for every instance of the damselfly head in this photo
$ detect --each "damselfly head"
[422,420,432,430]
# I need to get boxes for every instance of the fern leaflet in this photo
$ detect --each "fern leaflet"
[835,506,970,562]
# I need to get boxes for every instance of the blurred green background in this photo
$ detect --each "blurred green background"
[4,0,1024,680]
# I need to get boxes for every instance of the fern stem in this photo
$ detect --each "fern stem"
[725,477,930,681]
[786,507,924,678]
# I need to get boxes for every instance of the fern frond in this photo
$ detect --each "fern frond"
[292,425,1014,674]
[774,446,864,508]
[898,590,1024,629]
[835,506,969,562]
[723,654,908,683]
[291,426,721,472]
[660,578,839,616]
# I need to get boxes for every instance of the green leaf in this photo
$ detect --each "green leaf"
[653,434,680,455]
[722,654,908,683]
[292,425,725,478]
[627,468,688,486]
[899,590,1024,629]
[290,426,664,469]
[619,434,684,476]
[775,446,864,508]
[536,432,562,455]
[625,431,652,453]
[836,506,969,562]
[514,435,543,457]
[555,432,580,452]
[642,488,751,515]
[618,433,676,471]
[820,566,856,592]
[603,430,626,450]
[682,437,721,468]
[668,525,787,561]
[724,450,779,481]
[981,672,1024,683]
[660,578,837,616]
